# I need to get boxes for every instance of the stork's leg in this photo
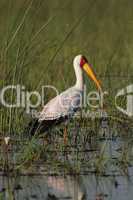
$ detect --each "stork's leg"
[63,126,68,145]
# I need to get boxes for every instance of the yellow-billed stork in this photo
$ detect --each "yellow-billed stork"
[28,55,102,138]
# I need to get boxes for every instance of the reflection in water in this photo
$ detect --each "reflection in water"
[0,175,84,200]
[0,173,133,200]
[47,176,84,200]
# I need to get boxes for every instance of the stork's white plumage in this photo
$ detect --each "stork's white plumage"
[29,55,102,135]
[39,86,82,121]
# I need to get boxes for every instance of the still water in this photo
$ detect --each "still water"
[0,173,133,200]
[0,133,133,200]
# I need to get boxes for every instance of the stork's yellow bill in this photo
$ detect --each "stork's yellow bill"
[80,56,102,92]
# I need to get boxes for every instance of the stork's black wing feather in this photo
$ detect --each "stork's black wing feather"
[25,116,68,136]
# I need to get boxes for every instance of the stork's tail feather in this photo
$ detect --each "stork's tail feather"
[24,116,67,137]
[25,118,55,137]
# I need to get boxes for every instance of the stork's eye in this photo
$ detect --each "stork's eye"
[80,56,88,68]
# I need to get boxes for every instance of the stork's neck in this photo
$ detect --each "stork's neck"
[74,65,84,90]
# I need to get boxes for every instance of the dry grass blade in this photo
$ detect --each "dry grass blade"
[5,0,33,52]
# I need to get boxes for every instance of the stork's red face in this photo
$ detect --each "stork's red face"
[80,56,88,68]
[80,56,102,92]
